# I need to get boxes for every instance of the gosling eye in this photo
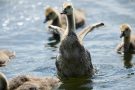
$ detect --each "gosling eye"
[125,28,129,31]
[49,12,53,16]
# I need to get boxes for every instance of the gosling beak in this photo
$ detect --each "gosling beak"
[43,17,49,23]
[120,32,125,38]
[61,10,67,14]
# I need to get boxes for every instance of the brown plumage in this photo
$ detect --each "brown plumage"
[44,6,85,39]
[0,72,61,90]
[44,7,66,29]
[0,49,15,67]
[116,24,135,54]
[49,2,104,79]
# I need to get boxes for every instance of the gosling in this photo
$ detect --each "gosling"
[49,2,104,79]
[116,24,135,54]
[44,6,85,39]
[0,72,60,90]
[0,49,15,67]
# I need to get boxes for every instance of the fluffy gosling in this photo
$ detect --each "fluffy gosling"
[116,24,135,54]
[0,49,15,67]
[0,72,60,90]
[44,6,85,39]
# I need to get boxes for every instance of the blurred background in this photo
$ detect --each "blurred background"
[0,0,135,90]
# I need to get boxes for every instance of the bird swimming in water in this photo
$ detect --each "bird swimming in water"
[44,6,85,40]
[0,72,61,90]
[116,24,135,54]
[0,49,15,67]
[49,2,104,79]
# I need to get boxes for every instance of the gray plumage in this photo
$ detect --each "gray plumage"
[49,2,104,79]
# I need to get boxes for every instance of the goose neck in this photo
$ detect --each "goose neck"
[66,13,75,33]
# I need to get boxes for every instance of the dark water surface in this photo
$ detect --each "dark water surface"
[0,0,135,90]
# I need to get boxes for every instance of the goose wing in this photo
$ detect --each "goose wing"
[49,25,65,36]
[77,22,104,41]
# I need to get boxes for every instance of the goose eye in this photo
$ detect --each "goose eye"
[67,6,71,9]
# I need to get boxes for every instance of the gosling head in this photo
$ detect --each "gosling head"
[44,7,58,23]
[120,24,131,38]
[61,2,73,15]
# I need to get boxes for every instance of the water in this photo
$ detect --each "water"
[0,0,135,90]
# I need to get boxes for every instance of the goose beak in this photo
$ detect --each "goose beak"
[61,10,67,14]
[120,32,125,38]
[43,17,48,23]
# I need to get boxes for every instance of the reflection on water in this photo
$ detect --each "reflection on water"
[47,36,60,48]
[123,53,133,69]
[58,77,93,90]
[45,29,60,48]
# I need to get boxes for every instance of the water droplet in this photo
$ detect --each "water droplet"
[26,17,31,21]
[17,22,24,26]
[34,16,40,21]
[31,5,36,8]
[54,7,58,10]
[20,15,24,19]
[19,1,23,4]
[67,0,72,2]
[37,2,42,6]
[2,19,10,27]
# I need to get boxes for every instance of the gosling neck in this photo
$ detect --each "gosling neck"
[66,13,75,34]
[123,36,130,52]
[52,14,62,27]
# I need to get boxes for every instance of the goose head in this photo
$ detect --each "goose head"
[44,7,58,23]
[61,2,73,15]
[120,24,131,38]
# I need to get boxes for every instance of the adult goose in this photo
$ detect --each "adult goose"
[49,2,104,79]
[0,72,60,90]
[116,24,135,54]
